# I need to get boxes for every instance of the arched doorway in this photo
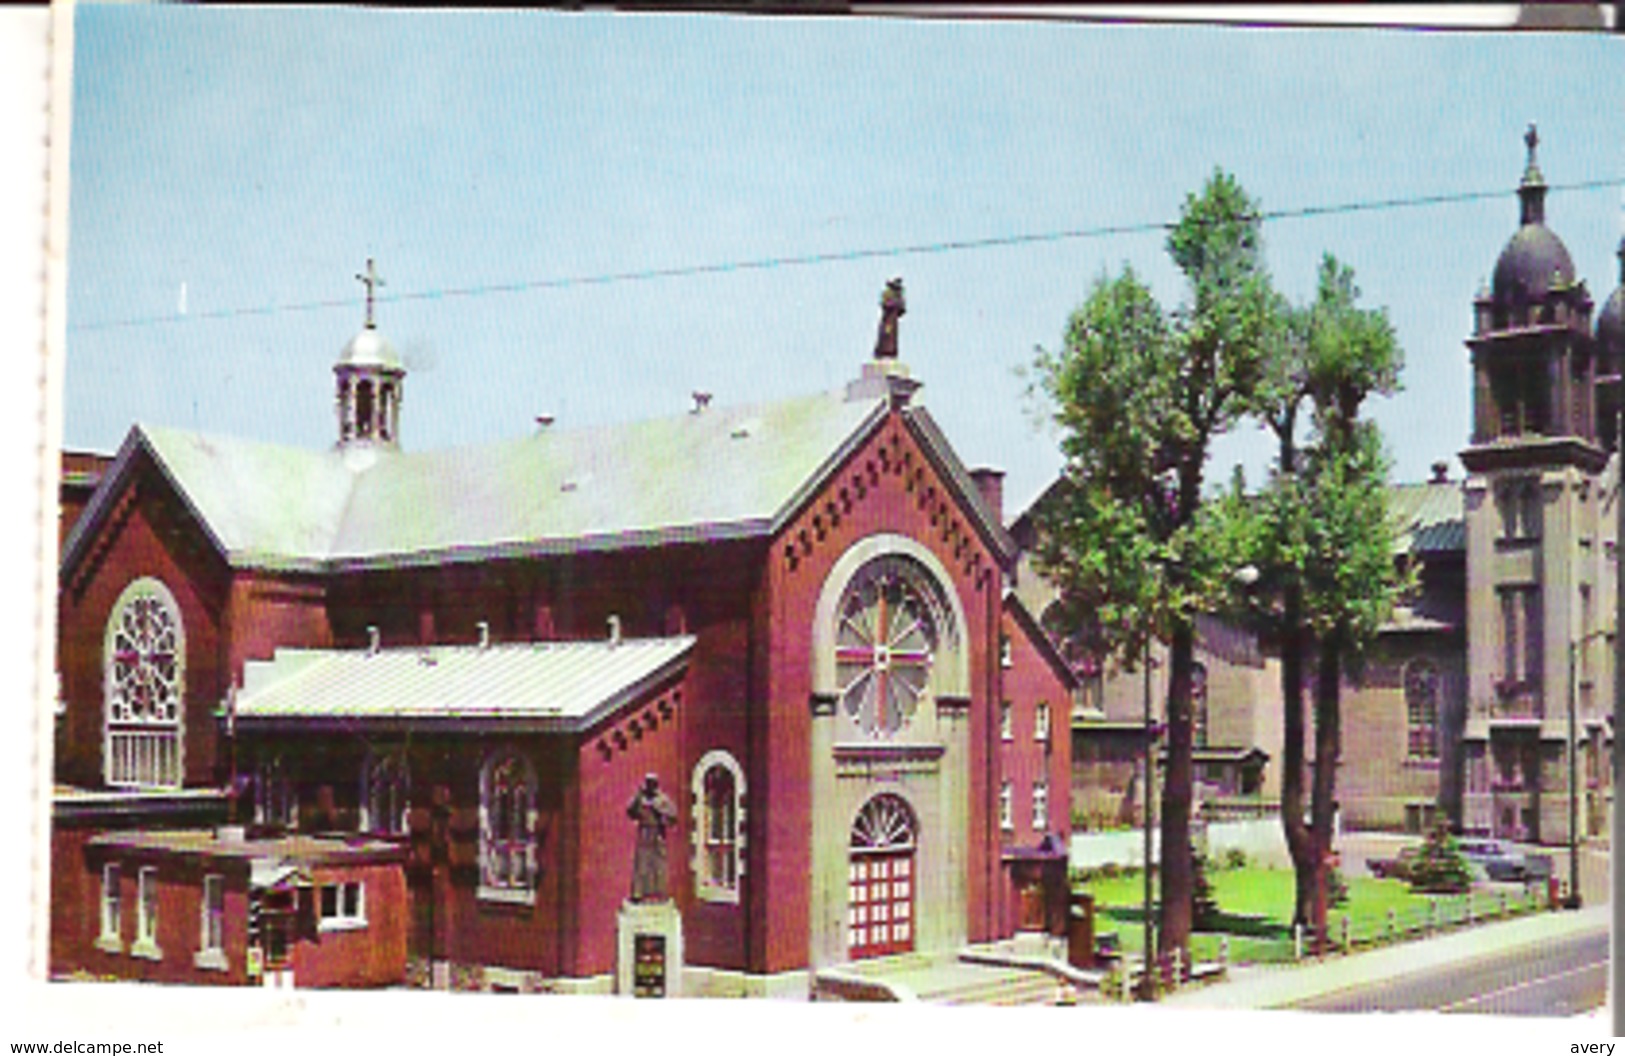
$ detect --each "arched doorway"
[847,793,917,959]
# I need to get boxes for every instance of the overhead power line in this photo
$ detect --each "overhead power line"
[70,177,1625,334]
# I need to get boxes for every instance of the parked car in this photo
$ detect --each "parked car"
[1366,846,1422,881]
[1457,839,1553,882]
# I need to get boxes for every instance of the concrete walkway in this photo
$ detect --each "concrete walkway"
[1160,904,1610,1010]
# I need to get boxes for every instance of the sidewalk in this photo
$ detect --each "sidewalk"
[1159,904,1610,1010]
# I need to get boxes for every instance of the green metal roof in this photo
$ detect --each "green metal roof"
[62,384,1019,574]
[1387,481,1465,556]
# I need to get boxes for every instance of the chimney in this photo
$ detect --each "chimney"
[367,625,381,656]
[691,391,712,414]
[535,413,555,432]
[969,467,1005,527]
[607,613,622,646]
[1431,461,1450,485]
[477,620,490,649]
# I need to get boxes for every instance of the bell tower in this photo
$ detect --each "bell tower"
[335,259,406,450]
[1459,127,1605,847]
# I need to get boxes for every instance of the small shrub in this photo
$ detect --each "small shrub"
[1220,847,1248,872]
[1408,822,1472,894]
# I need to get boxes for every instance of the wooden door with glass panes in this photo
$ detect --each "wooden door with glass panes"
[847,794,917,959]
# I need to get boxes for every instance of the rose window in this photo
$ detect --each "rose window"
[835,558,940,737]
[109,592,181,725]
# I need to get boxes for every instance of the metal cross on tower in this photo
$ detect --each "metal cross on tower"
[355,258,385,328]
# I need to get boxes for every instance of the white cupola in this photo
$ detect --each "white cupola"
[335,258,406,450]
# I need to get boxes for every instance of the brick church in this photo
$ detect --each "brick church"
[50,278,1074,994]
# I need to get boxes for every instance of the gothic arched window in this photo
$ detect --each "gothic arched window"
[1405,660,1441,760]
[104,579,185,788]
[480,752,537,902]
[361,748,410,836]
[691,750,746,903]
[834,556,945,737]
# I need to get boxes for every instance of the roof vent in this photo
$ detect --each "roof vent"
[607,613,622,646]
[1431,461,1450,484]
[730,417,761,440]
[535,414,556,431]
[477,620,490,649]
[367,625,380,656]
[691,391,712,414]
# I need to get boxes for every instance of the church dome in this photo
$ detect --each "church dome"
[1491,223,1576,307]
[1597,238,1625,355]
[337,326,403,371]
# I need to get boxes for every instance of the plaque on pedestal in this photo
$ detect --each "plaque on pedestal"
[616,899,683,998]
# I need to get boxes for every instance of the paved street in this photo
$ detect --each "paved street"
[1292,923,1607,1015]
[1161,902,1610,1016]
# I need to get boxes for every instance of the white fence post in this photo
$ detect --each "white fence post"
[1293,922,1303,961]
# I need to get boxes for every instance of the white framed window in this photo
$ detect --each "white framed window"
[1032,781,1049,831]
[96,863,121,953]
[1000,634,1013,669]
[999,781,1013,832]
[195,874,226,970]
[479,752,537,903]
[1035,700,1051,743]
[254,753,298,830]
[133,866,161,960]
[690,749,746,904]
[103,579,185,789]
[318,880,366,931]
[361,748,410,836]
[1000,701,1013,741]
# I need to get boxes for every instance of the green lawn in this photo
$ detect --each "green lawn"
[1077,864,1542,965]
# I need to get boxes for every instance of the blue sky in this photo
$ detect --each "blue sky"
[63,8,1623,514]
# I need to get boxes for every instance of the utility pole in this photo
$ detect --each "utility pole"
[1141,640,1157,1000]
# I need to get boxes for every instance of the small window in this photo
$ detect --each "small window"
[1032,782,1049,831]
[1035,701,1051,743]
[1000,634,1012,669]
[318,881,366,931]
[134,866,161,959]
[195,874,227,971]
[255,753,298,830]
[999,781,1013,832]
[1000,701,1013,741]
[97,863,121,952]
[201,875,224,951]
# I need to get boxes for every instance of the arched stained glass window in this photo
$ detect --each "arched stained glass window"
[834,557,944,737]
[362,749,410,836]
[104,579,184,788]
[1405,660,1441,760]
[480,752,537,902]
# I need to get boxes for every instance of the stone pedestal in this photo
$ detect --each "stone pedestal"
[616,900,683,998]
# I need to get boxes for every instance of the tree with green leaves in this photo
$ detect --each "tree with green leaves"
[1030,170,1273,966]
[1234,255,1406,948]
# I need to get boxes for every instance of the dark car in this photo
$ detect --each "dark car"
[1366,846,1421,881]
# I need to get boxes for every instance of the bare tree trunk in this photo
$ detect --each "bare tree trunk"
[1310,635,1342,957]
[1158,619,1196,967]
[1279,603,1314,928]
